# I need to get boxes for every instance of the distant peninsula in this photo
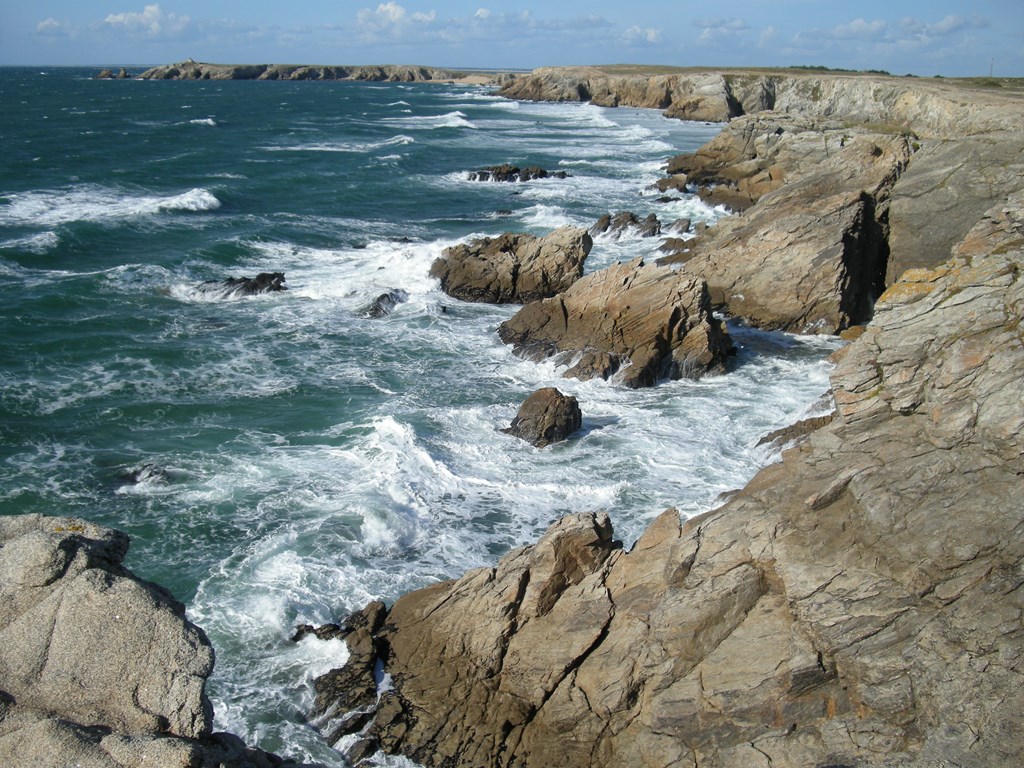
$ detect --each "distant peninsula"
[105,59,507,85]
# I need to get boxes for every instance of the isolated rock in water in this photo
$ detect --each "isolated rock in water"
[589,211,661,239]
[429,226,591,304]
[467,164,569,182]
[202,271,287,299]
[502,387,582,447]
[307,195,1024,768]
[498,257,731,388]
[359,289,408,318]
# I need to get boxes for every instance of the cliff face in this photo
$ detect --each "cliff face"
[497,67,1024,138]
[137,60,475,82]
[314,193,1024,768]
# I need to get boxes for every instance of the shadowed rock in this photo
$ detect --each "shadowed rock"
[589,211,661,239]
[430,227,591,304]
[359,289,408,318]
[502,388,582,447]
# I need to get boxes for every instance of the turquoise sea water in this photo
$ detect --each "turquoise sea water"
[0,67,839,764]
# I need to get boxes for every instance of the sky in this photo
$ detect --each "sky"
[2,1,1022,77]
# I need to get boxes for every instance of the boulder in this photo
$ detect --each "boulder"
[429,227,592,304]
[306,194,1024,768]
[501,388,582,447]
[467,164,569,182]
[497,257,732,388]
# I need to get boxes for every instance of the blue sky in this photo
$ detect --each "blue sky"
[3,1,1022,76]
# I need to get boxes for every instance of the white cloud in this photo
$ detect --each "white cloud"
[104,4,190,37]
[474,9,490,20]
[624,25,662,45]
[829,18,888,41]
[694,17,749,45]
[36,17,75,37]
[759,25,778,47]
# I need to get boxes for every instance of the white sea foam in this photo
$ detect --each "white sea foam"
[383,111,476,130]
[0,231,59,253]
[189,118,217,126]
[0,185,221,227]
[264,135,415,153]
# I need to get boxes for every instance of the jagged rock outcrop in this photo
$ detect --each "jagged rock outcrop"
[501,387,582,447]
[589,211,661,239]
[430,227,592,304]
[467,164,569,182]
[199,271,287,299]
[660,114,913,332]
[0,515,297,767]
[138,61,477,82]
[497,257,732,388]
[310,193,1024,768]
[358,289,408,318]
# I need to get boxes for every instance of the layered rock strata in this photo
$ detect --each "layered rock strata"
[430,227,592,304]
[660,113,913,332]
[497,257,732,388]
[0,515,298,768]
[312,194,1024,767]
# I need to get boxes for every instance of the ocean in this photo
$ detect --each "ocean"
[0,67,839,765]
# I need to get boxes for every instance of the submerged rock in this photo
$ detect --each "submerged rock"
[498,257,732,388]
[467,164,569,182]
[589,211,661,239]
[201,271,287,299]
[359,289,408,318]
[430,226,592,304]
[502,387,582,447]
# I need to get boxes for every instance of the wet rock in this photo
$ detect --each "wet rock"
[498,257,732,388]
[430,227,591,304]
[202,271,287,299]
[359,289,408,318]
[501,387,582,447]
[590,211,661,239]
[467,164,569,182]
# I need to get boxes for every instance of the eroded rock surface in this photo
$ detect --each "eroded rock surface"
[430,227,592,304]
[661,114,913,332]
[497,257,732,388]
[0,515,300,768]
[311,194,1024,768]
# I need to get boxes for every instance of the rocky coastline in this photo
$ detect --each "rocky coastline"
[309,68,1024,766]
[23,65,1024,767]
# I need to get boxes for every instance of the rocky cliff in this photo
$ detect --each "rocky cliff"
[137,60,487,82]
[0,515,302,768]
[313,190,1024,768]
[308,70,1024,767]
